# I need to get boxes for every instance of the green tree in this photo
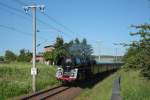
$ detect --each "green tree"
[75,38,80,44]
[44,37,69,65]
[69,38,93,60]
[69,40,74,45]
[17,49,32,62]
[123,46,140,62]
[82,38,87,45]
[5,50,17,62]
[123,24,150,79]
[81,38,93,60]
[0,56,4,61]
[43,51,54,64]
[44,37,93,65]
[55,37,64,48]
[139,48,150,78]
[54,48,69,65]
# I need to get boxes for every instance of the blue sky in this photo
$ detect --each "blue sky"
[0,0,150,56]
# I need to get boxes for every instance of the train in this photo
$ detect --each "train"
[56,56,122,82]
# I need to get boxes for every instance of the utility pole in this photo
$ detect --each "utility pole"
[115,47,117,62]
[23,4,45,92]
[113,43,119,63]
[96,40,102,62]
[99,47,101,62]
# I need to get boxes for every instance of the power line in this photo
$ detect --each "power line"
[13,0,79,38]
[0,5,31,21]
[43,13,75,34]
[42,13,84,38]
[0,2,54,31]
[0,1,32,22]
[0,1,75,39]
[0,4,48,40]
[14,0,27,5]
[0,1,24,14]
[0,24,47,40]
[0,24,53,51]
[0,2,64,41]
[35,13,74,38]
[13,0,73,37]
[0,24,31,36]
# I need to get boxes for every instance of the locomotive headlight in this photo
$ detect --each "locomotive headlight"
[56,67,63,78]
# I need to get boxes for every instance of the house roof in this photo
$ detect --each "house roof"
[36,53,43,57]
[44,45,55,48]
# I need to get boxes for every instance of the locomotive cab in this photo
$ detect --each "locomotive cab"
[56,57,78,82]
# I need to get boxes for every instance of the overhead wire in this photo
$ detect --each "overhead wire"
[14,0,27,5]
[14,0,73,36]
[0,1,25,14]
[0,2,61,39]
[0,24,32,37]
[0,24,47,41]
[0,5,31,22]
[13,0,77,38]
[0,1,77,44]
[43,13,75,34]
[0,1,57,50]
[0,24,52,51]
[42,13,77,38]
[0,1,50,41]
[0,1,59,33]
[0,6,49,42]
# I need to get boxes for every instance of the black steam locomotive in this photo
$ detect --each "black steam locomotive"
[56,56,122,82]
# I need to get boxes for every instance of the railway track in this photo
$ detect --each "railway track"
[20,85,81,100]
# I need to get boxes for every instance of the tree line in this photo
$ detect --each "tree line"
[123,24,150,79]
[0,49,32,62]
[0,37,93,64]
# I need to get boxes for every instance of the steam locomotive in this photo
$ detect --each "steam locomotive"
[56,56,122,82]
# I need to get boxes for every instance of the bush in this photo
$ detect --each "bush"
[123,48,150,79]
[0,56,4,61]
[4,50,17,62]
[17,49,32,62]
[139,49,150,79]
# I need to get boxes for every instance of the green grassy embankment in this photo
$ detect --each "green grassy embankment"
[0,62,59,100]
[120,70,150,100]
[75,69,150,100]
[74,72,117,100]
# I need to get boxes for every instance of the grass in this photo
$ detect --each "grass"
[74,72,117,100]
[1,62,149,100]
[75,69,150,100]
[120,69,150,100]
[0,62,59,100]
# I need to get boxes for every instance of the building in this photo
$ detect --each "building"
[34,45,55,64]
[36,53,44,63]
[44,45,55,52]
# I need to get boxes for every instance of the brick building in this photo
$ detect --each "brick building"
[35,45,55,64]
[36,53,44,63]
[44,45,55,52]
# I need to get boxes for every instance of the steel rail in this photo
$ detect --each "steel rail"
[20,85,65,100]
